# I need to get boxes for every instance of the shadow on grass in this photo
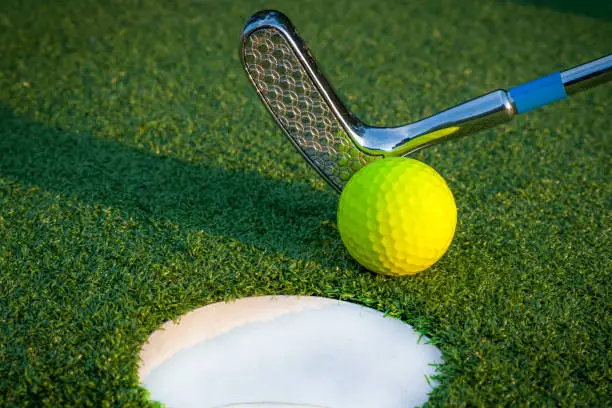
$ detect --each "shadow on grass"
[0,105,343,265]
[506,0,612,20]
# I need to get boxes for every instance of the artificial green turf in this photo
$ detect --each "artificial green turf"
[0,0,610,406]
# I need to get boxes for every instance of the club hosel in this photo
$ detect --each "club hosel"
[372,90,516,156]
[443,89,517,138]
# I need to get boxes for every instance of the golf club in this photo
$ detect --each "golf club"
[241,10,611,192]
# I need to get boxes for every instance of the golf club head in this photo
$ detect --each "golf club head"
[241,11,611,193]
[240,10,378,192]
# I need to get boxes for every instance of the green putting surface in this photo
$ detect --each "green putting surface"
[1,0,610,406]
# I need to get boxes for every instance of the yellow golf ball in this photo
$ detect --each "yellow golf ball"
[337,157,456,276]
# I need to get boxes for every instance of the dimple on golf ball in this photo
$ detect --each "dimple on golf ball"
[337,157,457,276]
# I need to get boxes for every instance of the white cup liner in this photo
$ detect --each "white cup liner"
[139,296,442,408]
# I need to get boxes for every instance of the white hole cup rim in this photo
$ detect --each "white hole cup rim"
[138,295,443,408]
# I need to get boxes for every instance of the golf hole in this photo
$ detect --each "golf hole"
[138,296,442,408]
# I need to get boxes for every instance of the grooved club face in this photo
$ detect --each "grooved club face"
[241,13,377,192]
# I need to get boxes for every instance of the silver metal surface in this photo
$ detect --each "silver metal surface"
[241,11,372,190]
[354,90,515,156]
[561,55,612,95]
[241,10,611,192]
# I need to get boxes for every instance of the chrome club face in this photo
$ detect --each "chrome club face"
[240,10,612,192]
[241,11,377,191]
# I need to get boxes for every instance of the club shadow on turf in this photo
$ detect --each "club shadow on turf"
[0,105,348,268]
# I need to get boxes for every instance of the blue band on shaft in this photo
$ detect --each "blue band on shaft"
[509,72,567,114]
